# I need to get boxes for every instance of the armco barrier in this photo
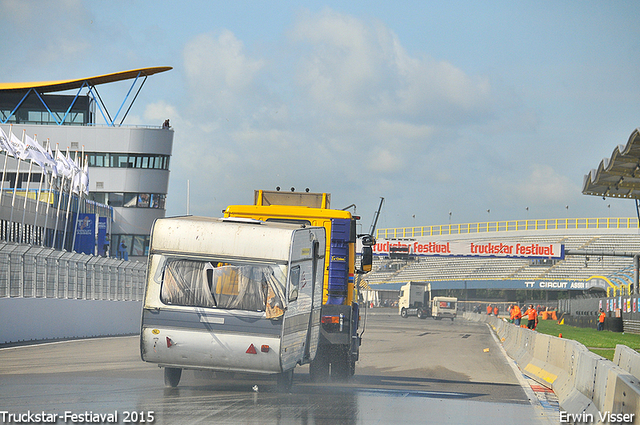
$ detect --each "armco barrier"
[465,312,640,421]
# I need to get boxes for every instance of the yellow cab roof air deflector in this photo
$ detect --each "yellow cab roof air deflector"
[0,66,172,126]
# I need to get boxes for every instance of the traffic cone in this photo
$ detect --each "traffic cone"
[559,333,562,338]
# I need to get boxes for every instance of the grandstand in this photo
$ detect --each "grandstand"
[365,217,640,297]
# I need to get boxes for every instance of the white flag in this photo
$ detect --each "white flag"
[9,132,26,158]
[70,155,81,194]
[0,128,17,157]
[80,158,89,195]
[56,150,73,178]
[22,134,55,169]
[66,151,81,173]
[46,143,57,178]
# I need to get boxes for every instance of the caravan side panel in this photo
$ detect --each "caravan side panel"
[280,228,324,371]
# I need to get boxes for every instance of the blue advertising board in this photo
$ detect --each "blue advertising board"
[97,216,108,256]
[74,213,96,255]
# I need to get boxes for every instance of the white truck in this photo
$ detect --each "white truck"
[398,282,457,321]
[140,216,325,391]
[398,282,431,319]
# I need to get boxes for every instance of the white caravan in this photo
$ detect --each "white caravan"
[140,216,325,390]
[431,296,457,321]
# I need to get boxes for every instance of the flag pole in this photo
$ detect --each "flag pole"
[62,148,75,251]
[42,167,55,247]
[32,138,50,245]
[20,134,35,244]
[0,134,9,236]
[9,129,25,242]
[0,125,10,200]
[71,147,85,253]
[42,140,55,247]
[53,145,65,249]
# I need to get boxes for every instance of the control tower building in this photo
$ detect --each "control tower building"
[0,67,173,261]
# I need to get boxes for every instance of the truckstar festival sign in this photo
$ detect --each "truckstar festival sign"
[373,239,564,259]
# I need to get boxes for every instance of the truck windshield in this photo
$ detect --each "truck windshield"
[159,258,287,318]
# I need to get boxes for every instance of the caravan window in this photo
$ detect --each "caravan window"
[159,258,287,318]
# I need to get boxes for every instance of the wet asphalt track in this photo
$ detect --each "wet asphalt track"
[0,309,558,424]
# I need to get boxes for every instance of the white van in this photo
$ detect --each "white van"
[140,216,325,391]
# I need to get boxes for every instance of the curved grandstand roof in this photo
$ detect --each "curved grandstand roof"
[0,66,172,93]
[583,128,640,199]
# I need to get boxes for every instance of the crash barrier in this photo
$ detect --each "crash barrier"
[0,241,147,344]
[465,312,640,420]
[0,241,147,301]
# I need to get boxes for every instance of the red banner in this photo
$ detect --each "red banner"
[371,239,564,259]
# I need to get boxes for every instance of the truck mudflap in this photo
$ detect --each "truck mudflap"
[318,304,355,345]
[310,303,358,381]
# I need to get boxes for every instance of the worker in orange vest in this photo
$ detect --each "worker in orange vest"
[522,304,538,330]
[487,304,492,315]
[493,305,499,317]
[598,309,605,331]
[510,304,522,326]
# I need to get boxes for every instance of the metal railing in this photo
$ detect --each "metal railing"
[0,241,147,301]
[376,217,640,239]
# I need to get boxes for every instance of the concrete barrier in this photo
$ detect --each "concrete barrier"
[465,312,640,421]
[0,298,142,344]
[614,344,640,379]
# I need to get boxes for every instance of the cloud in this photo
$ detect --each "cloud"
[507,164,580,205]
[173,9,497,219]
[290,8,493,125]
[183,31,266,118]
[0,0,92,72]
[143,101,181,125]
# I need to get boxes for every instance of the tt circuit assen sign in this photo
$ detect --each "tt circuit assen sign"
[373,239,564,259]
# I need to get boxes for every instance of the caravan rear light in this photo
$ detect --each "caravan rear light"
[321,316,340,324]
[261,345,270,353]
[246,344,257,354]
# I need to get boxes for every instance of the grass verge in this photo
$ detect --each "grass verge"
[534,319,640,361]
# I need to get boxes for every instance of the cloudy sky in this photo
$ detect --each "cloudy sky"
[2,1,639,231]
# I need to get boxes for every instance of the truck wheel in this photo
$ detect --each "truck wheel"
[417,309,426,319]
[309,347,330,382]
[276,369,294,392]
[164,367,182,388]
[330,349,352,381]
[401,308,408,318]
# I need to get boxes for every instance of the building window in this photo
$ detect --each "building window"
[108,193,124,207]
[86,152,170,170]
[91,192,166,209]
[112,234,150,257]
[123,193,137,207]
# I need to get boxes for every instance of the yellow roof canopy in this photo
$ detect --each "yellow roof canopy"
[0,66,172,93]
